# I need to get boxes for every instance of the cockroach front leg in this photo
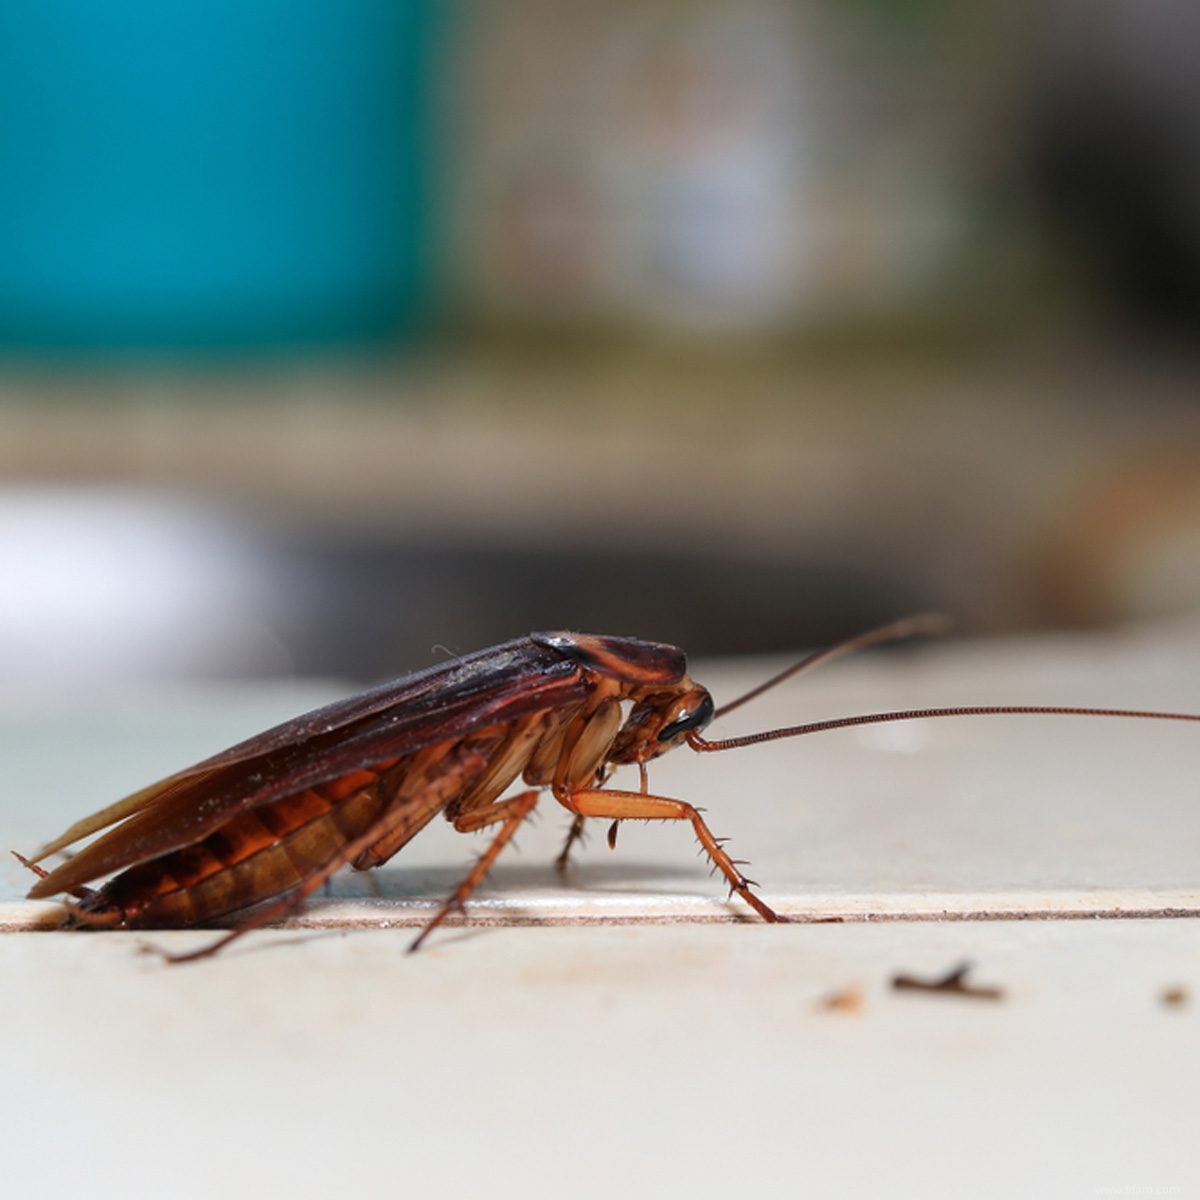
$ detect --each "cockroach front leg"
[409,790,540,953]
[560,788,781,924]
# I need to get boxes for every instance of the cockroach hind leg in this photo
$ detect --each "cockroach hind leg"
[136,930,250,966]
[409,790,539,953]
[554,815,587,875]
[136,938,177,963]
[136,877,326,965]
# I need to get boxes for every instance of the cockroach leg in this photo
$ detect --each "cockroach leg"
[554,814,587,875]
[143,876,341,965]
[562,787,782,923]
[409,790,540,953]
[145,797,447,964]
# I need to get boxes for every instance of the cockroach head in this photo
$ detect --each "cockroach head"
[609,682,715,763]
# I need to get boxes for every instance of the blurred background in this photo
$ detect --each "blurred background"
[2,0,1199,691]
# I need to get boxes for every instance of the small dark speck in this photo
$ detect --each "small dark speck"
[891,961,1004,1002]
[1160,986,1188,1009]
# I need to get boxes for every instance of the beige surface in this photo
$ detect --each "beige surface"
[4,922,1198,1199]
[2,628,1199,1198]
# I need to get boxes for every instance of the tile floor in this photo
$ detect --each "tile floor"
[3,625,1198,1198]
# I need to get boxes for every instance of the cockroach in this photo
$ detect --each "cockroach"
[15,616,1200,963]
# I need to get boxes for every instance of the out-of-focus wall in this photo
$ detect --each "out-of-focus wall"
[4,1,1198,350]
[1,1,1198,688]
[449,1,1024,334]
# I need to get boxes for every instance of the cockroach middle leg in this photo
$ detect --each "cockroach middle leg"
[554,814,587,875]
[561,787,781,923]
[409,790,540,953]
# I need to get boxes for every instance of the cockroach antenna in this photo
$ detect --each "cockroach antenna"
[711,613,952,721]
[694,616,1200,752]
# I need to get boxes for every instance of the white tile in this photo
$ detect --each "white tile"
[2,921,1197,1200]
[3,627,1199,1199]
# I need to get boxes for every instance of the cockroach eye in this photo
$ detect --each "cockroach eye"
[658,694,715,742]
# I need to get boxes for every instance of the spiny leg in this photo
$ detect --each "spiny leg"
[561,787,781,923]
[409,790,540,953]
[603,761,652,851]
[554,814,587,875]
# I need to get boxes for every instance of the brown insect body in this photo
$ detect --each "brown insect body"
[20,618,1200,962]
[23,632,732,957]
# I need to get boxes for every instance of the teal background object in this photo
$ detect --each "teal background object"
[0,1,435,352]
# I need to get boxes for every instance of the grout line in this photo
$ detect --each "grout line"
[4,904,1200,936]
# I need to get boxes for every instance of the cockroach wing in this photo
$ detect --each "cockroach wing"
[32,637,561,862]
[28,638,590,898]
